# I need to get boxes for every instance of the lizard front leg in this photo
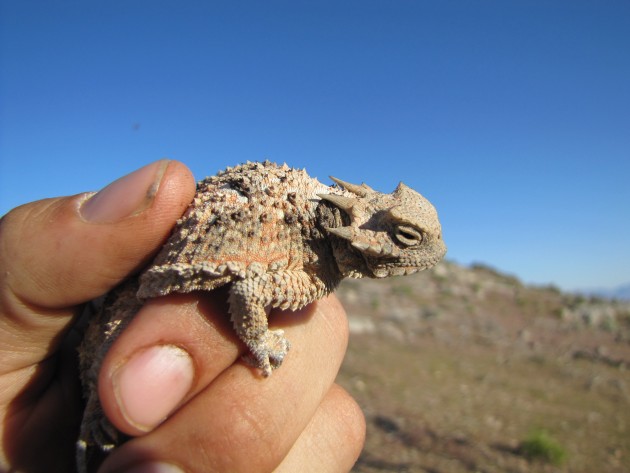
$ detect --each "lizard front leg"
[228,275,289,376]
[227,270,331,376]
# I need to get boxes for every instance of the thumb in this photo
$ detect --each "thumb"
[0,160,196,373]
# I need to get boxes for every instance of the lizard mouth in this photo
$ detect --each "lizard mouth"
[372,266,420,278]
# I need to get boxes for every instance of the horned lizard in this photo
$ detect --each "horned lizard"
[76,160,446,471]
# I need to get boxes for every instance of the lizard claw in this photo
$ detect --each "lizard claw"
[244,329,291,377]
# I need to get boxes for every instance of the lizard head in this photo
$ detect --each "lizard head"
[319,177,446,278]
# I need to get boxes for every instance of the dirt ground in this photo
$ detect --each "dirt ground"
[335,262,630,473]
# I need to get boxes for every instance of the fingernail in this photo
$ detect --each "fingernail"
[120,462,185,473]
[80,160,170,223]
[113,345,194,432]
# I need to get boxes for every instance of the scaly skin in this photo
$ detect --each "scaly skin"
[77,160,446,471]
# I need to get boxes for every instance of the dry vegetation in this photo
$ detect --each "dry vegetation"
[336,261,630,473]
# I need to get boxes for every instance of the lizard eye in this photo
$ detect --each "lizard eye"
[394,225,423,246]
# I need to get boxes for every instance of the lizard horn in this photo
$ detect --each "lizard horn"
[325,226,354,240]
[329,176,374,197]
[317,193,356,212]
[394,182,412,194]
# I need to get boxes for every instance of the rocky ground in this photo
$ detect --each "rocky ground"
[335,261,630,473]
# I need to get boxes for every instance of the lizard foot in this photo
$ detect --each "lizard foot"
[244,329,291,377]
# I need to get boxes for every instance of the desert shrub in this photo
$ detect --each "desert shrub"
[392,284,413,296]
[519,430,567,465]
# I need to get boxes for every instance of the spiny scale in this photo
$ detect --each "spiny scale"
[76,161,446,472]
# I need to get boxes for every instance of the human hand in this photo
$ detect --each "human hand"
[0,160,365,472]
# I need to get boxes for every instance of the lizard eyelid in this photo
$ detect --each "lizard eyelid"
[394,225,423,246]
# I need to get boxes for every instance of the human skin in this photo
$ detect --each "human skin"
[0,160,366,473]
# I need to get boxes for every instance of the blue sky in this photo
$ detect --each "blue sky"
[1,1,629,291]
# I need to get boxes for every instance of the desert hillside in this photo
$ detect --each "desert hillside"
[336,261,630,473]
